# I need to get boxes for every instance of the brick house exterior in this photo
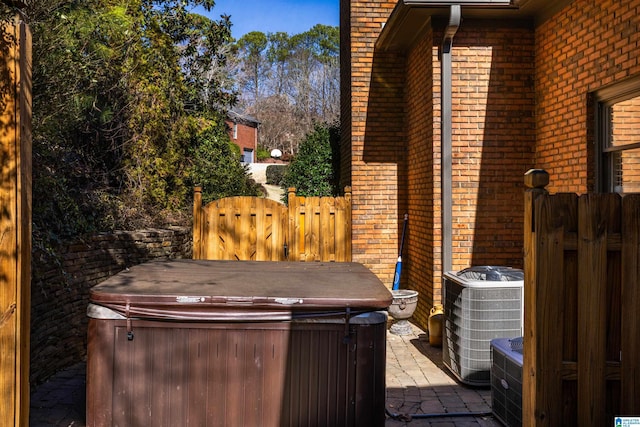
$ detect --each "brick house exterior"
[226,110,260,163]
[342,0,640,328]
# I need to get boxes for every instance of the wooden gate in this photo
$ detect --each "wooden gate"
[193,186,351,262]
[523,170,640,426]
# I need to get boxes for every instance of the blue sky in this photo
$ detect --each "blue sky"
[195,0,339,39]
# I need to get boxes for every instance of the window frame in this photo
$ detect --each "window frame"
[594,75,640,193]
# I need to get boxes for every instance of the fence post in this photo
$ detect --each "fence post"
[193,186,202,259]
[523,169,548,427]
[0,15,32,426]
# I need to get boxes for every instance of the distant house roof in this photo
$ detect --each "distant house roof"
[227,110,261,128]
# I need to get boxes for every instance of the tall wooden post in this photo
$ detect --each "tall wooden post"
[0,10,32,427]
[523,169,548,427]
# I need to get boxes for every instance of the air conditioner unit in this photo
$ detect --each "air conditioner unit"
[442,266,523,386]
[491,337,523,427]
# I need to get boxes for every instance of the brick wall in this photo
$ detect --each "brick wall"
[346,0,640,329]
[345,2,536,328]
[344,0,404,284]
[236,122,257,153]
[535,0,640,193]
[30,228,191,386]
[400,21,536,326]
[404,32,437,327]
[226,119,258,161]
[448,21,535,271]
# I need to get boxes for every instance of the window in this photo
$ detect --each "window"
[233,123,238,140]
[595,76,640,194]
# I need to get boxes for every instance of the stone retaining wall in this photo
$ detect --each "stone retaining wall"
[30,227,191,386]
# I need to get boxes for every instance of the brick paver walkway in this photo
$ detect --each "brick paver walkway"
[385,323,500,427]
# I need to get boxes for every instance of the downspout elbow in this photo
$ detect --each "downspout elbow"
[442,4,461,53]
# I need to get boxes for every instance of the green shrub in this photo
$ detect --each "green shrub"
[281,122,340,200]
[266,165,288,185]
[188,121,261,205]
[256,145,271,161]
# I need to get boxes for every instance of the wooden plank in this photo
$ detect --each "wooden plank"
[208,202,221,260]
[306,198,320,261]
[335,197,346,262]
[539,194,576,425]
[313,201,321,260]
[288,188,300,261]
[193,187,203,258]
[249,198,257,260]
[255,199,266,261]
[16,20,31,427]
[0,23,19,424]
[236,197,253,260]
[344,188,352,262]
[621,194,640,414]
[522,188,543,427]
[577,194,618,427]
[273,203,286,261]
[0,17,31,427]
[298,199,306,261]
[320,197,332,261]
[223,201,235,260]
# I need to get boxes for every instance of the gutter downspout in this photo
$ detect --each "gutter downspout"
[441,5,460,275]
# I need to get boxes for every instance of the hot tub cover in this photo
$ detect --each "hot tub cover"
[89,260,392,321]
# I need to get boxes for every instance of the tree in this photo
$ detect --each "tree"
[188,117,262,205]
[235,31,269,103]
[27,0,251,240]
[281,122,340,199]
[266,32,291,97]
[233,25,339,157]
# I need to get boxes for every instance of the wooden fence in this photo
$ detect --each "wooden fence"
[193,186,351,262]
[523,170,640,426]
[0,15,31,427]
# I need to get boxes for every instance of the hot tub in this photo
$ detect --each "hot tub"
[86,260,391,427]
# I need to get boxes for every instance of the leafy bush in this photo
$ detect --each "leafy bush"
[281,122,340,199]
[188,120,262,205]
[266,165,288,185]
[28,0,239,241]
[256,145,271,161]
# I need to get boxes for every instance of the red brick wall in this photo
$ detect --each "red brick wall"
[401,21,536,326]
[404,32,438,326]
[343,0,402,284]
[535,0,640,193]
[226,120,257,159]
[344,4,536,328]
[346,0,640,330]
[448,22,535,271]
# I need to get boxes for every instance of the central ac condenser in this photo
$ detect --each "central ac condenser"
[442,266,523,386]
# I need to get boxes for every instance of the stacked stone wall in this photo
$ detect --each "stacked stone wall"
[30,228,191,385]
